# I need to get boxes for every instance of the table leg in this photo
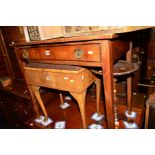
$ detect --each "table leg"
[29,86,40,118]
[70,90,87,129]
[101,41,115,129]
[30,85,48,121]
[94,78,101,115]
[18,60,40,118]
[145,104,149,129]
[126,42,133,115]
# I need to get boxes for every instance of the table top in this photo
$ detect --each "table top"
[15,32,117,47]
[14,26,152,47]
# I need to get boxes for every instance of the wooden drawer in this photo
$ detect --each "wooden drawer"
[22,44,101,62]
[24,66,95,93]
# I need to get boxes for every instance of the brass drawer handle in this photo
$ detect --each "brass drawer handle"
[74,49,83,59]
[22,49,29,59]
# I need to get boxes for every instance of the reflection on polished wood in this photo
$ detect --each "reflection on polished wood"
[25,92,144,129]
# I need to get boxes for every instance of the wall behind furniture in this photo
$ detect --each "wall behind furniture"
[0,26,26,82]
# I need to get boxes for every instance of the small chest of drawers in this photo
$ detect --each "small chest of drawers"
[24,63,100,128]
[24,63,95,93]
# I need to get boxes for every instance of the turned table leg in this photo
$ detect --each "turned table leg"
[70,90,87,129]
[94,78,101,115]
[30,85,48,121]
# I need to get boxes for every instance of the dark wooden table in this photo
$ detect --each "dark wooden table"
[14,32,130,128]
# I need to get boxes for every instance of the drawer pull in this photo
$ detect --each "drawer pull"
[81,75,84,80]
[70,80,75,83]
[22,49,29,59]
[45,50,51,56]
[74,49,83,59]
[64,77,68,80]
[46,76,52,80]
[88,51,94,55]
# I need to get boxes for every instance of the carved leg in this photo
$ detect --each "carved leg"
[30,85,48,121]
[70,90,87,129]
[94,78,101,115]
[59,92,64,105]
